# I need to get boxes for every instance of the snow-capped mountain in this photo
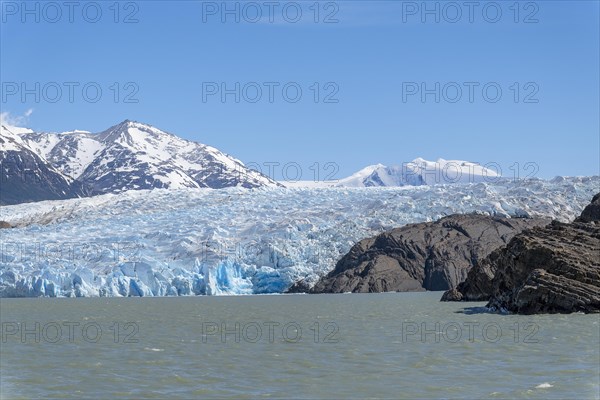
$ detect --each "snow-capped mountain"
[0,125,79,205]
[281,158,500,188]
[1,120,280,204]
[335,158,500,187]
[76,120,279,195]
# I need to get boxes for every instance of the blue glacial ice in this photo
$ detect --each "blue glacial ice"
[0,177,598,297]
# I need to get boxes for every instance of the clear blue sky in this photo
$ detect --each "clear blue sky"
[1,0,599,180]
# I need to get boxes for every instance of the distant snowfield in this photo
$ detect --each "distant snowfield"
[0,177,598,297]
[280,158,501,188]
[280,180,338,188]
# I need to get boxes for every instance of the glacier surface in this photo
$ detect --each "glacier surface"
[0,177,598,297]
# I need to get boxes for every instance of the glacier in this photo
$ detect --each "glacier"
[0,176,598,297]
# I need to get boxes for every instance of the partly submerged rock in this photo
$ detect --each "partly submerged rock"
[485,219,600,314]
[444,192,600,314]
[285,279,312,294]
[440,288,463,301]
[307,214,548,294]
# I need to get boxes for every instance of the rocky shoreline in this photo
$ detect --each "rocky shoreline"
[443,193,600,314]
[289,214,548,294]
[293,193,600,315]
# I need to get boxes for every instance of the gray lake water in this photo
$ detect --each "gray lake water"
[1,292,599,399]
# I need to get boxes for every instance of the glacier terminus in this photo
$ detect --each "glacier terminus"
[0,177,597,297]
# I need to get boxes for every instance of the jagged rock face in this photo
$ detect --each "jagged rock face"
[485,220,600,314]
[307,214,548,294]
[447,252,500,301]
[443,192,600,314]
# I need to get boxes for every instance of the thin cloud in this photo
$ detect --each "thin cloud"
[0,109,34,127]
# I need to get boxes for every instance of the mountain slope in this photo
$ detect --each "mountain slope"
[0,125,79,205]
[80,120,277,194]
[2,120,281,203]
[21,129,101,180]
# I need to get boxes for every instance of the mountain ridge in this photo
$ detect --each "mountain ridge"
[1,120,281,204]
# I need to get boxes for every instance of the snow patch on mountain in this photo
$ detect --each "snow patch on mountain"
[0,125,25,152]
[22,131,103,179]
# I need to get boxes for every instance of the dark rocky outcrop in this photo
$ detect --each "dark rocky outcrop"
[286,279,312,294]
[302,214,548,294]
[0,221,12,229]
[485,219,600,313]
[575,192,600,223]
[440,288,463,301]
[443,193,600,314]
[444,251,500,301]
